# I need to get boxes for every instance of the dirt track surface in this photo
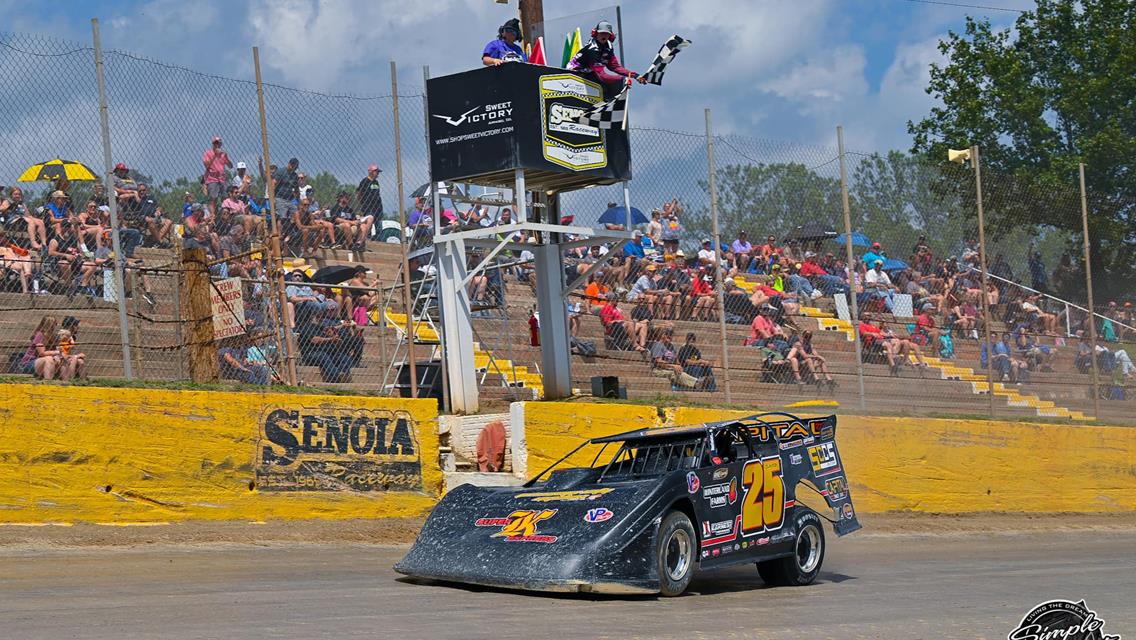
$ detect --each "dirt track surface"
[1,515,1134,639]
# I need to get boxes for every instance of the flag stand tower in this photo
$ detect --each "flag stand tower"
[426,63,634,414]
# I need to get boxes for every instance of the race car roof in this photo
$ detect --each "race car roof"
[591,412,808,444]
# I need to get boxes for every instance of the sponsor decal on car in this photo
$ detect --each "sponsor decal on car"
[701,515,743,549]
[780,435,815,450]
[841,503,854,520]
[1007,599,1120,640]
[728,477,738,504]
[712,468,729,481]
[825,476,849,501]
[686,471,700,494]
[515,488,614,502]
[476,509,559,543]
[754,536,771,545]
[807,442,841,476]
[583,508,614,523]
[789,453,803,465]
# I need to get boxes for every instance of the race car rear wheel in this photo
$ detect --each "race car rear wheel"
[656,510,696,596]
[757,508,825,587]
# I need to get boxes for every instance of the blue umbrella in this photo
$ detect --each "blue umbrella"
[882,258,908,272]
[834,232,871,247]
[597,205,648,226]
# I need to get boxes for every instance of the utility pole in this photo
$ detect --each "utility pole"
[518,0,544,46]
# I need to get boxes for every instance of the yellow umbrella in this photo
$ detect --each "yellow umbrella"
[17,158,98,182]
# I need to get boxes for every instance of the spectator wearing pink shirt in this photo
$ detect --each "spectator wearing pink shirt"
[202,136,232,216]
[222,185,265,241]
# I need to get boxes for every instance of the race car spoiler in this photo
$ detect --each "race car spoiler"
[728,412,861,536]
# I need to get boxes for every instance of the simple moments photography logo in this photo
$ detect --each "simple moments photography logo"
[1008,599,1120,640]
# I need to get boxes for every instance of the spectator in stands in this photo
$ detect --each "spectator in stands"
[746,304,786,346]
[659,199,683,255]
[656,257,689,319]
[285,269,336,327]
[626,262,663,313]
[787,261,824,300]
[646,209,663,245]
[1021,294,1059,336]
[947,299,980,339]
[912,303,941,349]
[800,252,847,296]
[232,161,251,195]
[60,316,87,380]
[689,267,717,321]
[1051,252,1076,296]
[332,191,372,251]
[135,184,172,248]
[296,305,355,383]
[600,294,647,351]
[650,328,700,389]
[222,186,256,241]
[273,158,301,221]
[677,332,717,391]
[219,335,269,385]
[17,315,66,379]
[911,235,932,273]
[45,190,74,239]
[0,230,32,293]
[697,238,718,268]
[864,259,897,311]
[1014,325,1054,372]
[482,18,527,66]
[787,330,835,389]
[76,244,111,297]
[76,201,105,251]
[731,230,753,272]
[45,223,81,291]
[2,187,46,250]
[861,242,885,272]
[219,226,253,278]
[356,164,384,236]
[983,331,1028,384]
[112,163,140,208]
[203,136,232,215]
[583,273,609,315]
[292,196,322,257]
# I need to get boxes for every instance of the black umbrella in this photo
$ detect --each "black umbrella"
[311,265,358,285]
[784,222,837,243]
[410,181,465,201]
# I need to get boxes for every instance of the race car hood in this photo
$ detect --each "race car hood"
[394,478,669,593]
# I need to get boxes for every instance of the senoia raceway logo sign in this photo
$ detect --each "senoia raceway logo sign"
[538,74,607,171]
[1008,600,1120,640]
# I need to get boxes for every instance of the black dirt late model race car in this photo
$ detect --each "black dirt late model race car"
[396,412,861,596]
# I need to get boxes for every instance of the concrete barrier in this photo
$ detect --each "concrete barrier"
[0,384,440,523]
[518,402,1136,514]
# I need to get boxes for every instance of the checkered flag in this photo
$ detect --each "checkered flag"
[641,35,691,86]
[575,83,630,130]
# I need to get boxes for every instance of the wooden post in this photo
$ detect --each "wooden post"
[837,126,867,411]
[391,60,418,397]
[182,247,218,383]
[704,108,733,403]
[1079,163,1101,419]
[518,0,544,47]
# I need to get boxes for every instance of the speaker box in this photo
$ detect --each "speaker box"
[591,375,624,399]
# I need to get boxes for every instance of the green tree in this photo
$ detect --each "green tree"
[907,0,1136,301]
[695,162,843,248]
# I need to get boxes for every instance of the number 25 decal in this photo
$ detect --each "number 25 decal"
[740,457,785,535]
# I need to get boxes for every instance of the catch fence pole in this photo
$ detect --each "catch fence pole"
[391,61,418,398]
[972,145,996,418]
[254,46,297,386]
[836,126,866,411]
[91,18,133,379]
[1079,163,1101,420]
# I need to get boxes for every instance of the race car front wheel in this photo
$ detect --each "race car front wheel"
[757,508,825,587]
[656,510,696,596]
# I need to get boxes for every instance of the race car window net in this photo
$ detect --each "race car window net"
[599,438,705,482]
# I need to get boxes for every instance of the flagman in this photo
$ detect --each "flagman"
[482,18,528,66]
[569,21,646,95]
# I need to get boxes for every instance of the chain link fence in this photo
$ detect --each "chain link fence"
[1,27,1131,422]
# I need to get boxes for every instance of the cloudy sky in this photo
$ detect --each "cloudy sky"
[2,0,1035,153]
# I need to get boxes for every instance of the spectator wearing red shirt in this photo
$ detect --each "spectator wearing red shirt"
[600,295,647,351]
[689,267,717,321]
[747,305,785,346]
[913,303,941,348]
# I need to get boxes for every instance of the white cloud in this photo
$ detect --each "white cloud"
[760,45,869,108]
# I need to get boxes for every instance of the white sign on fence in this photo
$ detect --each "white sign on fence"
[210,277,245,340]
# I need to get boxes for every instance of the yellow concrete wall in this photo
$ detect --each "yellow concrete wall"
[524,402,1136,513]
[0,384,440,523]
